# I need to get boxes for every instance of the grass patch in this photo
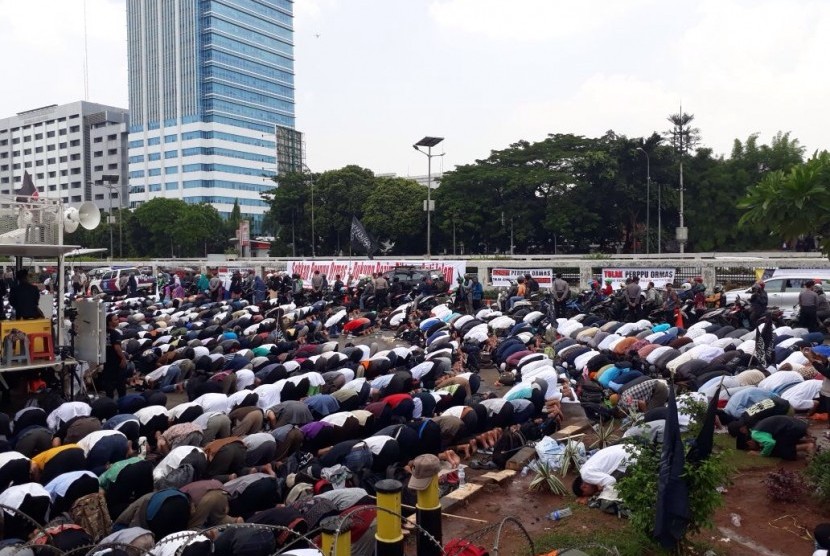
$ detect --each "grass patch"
[534,526,659,555]
[714,434,780,472]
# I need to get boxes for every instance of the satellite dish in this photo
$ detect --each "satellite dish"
[64,207,80,233]
[78,202,101,230]
[17,209,33,228]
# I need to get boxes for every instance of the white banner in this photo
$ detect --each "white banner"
[601,268,675,289]
[490,268,553,288]
[285,260,467,289]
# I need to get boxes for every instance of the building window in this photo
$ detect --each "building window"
[22,136,30,142]
[47,145,55,151]
[23,149,31,155]
[107,134,117,140]
[34,133,42,140]
[35,160,43,166]
[58,130,66,136]
[107,163,118,170]
[46,131,54,138]
[12,151,19,157]
[46,158,55,164]
[59,142,67,149]
[94,151,103,157]
[69,140,80,147]
[12,138,19,144]
[71,182,81,188]
[70,168,81,175]
[70,154,81,161]
[94,194,104,200]
[23,162,31,168]
[94,137,103,143]
[94,165,103,171]
[69,126,80,133]
[59,156,67,163]
[36,173,44,179]
[0,165,6,171]
[35,147,43,153]
[107,148,117,155]
[71,196,82,202]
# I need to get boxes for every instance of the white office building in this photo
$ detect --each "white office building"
[0,101,129,211]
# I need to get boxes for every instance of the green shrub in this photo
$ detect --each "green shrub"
[805,449,830,508]
[617,443,729,545]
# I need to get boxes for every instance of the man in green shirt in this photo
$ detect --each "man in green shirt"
[733,415,815,460]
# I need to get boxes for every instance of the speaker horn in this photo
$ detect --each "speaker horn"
[64,207,80,233]
[78,202,101,230]
[17,209,33,229]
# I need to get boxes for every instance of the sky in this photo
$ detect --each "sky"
[1,0,828,177]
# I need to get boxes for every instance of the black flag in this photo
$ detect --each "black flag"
[753,317,776,368]
[653,380,690,549]
[687,380,722,464]
[350,216,377,259]
[15,171,39,202]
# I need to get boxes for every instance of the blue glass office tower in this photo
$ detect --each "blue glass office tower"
[126,0,295,230]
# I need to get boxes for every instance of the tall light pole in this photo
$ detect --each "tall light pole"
[636,147,651,254]
[413,136,444,259]
[301,163,315,258]
[100,174,120,259]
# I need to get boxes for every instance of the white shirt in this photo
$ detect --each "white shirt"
[47,402,92,431]
[153,446,204,481]
[0,482,49,510]
[574,350,600,372]
[758,370,803,393]
[364,435,395,455]
[598,334,622,351]
[167,402,200,420]
[780,379,822,411]
[321,412,353,427]
[235,369,256,390]
[255,380,287,409]
[76,430,126,455]
[579,444,637,496]
[134,405,169,425]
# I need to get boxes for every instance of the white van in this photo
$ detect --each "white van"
[725,271,830,309]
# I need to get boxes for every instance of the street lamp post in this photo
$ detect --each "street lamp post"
[301,164,315,258]
[100,174,120,259]
[636,147,651,254]
[413,137,444,259]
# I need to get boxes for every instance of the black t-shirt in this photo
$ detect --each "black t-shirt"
[9,282,41,319]
[105,328,123,371]
[753,415,807,439]
[740,397,790,427]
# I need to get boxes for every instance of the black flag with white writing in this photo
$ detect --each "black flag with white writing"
[350,216,377,259]
[16,171,39,203]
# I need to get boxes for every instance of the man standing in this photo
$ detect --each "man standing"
[374,272,389,310]
[525,273,540,296]
[471,276,484,311]
[623,276,642,322]
[208,270,223,302]
[552,273,570,318]
[749,281,768,328]
[661,283,679,324]
[332,274,345,300]
[9,269,42,319]
[310,270,324,301]
[799,279,820,332]
[103,313,128,399]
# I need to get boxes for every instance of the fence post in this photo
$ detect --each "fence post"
[415,473,442,556]
[375,479,404,556]
[320,515,351,556]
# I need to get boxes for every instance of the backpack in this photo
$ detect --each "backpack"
[491,430,526,469]
[70,492,112,541]
[444,538,490,556]
[577,378,604,404]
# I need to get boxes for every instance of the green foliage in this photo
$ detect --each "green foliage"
[617,442,728,545]
[529,460,567,495]
[126,198,229,257]
[764,468,807,503]
[590,420,618,450]
[739,150,830,256]
[804,449,830,508]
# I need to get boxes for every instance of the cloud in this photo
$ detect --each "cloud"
[428,0,650,42]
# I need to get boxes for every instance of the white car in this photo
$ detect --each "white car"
[724,275,818,310]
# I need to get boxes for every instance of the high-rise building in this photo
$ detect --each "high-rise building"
[126,0,295,231]
[0,101,130,211]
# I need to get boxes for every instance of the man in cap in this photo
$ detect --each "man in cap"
[407,453,441,492]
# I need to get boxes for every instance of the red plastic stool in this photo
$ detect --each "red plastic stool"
[27,333,54,362]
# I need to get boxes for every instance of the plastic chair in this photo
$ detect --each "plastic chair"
[2,332,29,365]
[27,332,54,362]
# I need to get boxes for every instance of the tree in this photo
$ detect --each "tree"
[227,199,241,237]
[126,198,228,257]
[361,177,425,254]
[739,151,830,255]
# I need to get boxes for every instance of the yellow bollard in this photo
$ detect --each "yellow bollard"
[320,516,351,556]
[374,478,404,556]
[416,474,442,556]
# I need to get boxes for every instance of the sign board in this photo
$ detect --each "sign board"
[601,268,676,289]
[285,259,465,289]
[490,268,553,288]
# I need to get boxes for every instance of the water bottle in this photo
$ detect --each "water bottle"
[457,465,466,487]
[548,507,572,521]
